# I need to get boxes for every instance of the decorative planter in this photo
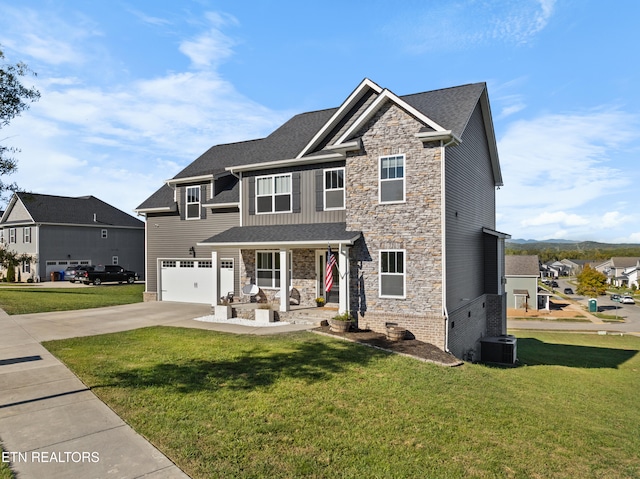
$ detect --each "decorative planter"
[255,308,275,324]
[386,326,406,341]
[214,304,232,321]
[328,319,351,333]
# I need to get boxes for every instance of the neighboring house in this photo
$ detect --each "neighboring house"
[136,78,509,359]
[596,257,640,286]
[624,262,640,289]
[0,193,145,281]
[560,258,596,276]
[505,255,544,310]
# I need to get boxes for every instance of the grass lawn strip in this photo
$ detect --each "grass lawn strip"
[43,328,640,479]
[0,284,144,315]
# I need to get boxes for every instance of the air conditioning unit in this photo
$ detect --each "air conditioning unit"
[480,335,517,364]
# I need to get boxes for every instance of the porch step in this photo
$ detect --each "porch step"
[277,307,337,326]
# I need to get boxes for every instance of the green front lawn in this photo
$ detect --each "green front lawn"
[0,284,144,314]
[43,328,640,478]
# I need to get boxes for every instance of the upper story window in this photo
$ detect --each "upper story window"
[9,228,16,243]
[379,154,405,203]
[186,186,201,219]
[256,174,291,214]
[324,168,345,210]
[101,229,108,239]
[24,227,31,243]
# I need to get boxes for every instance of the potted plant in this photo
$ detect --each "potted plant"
[314,297,326,307]
[255,303,275,323]
[328,311,352,333]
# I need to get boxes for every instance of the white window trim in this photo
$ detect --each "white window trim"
[101,229,108,239]
[255,174,293,215]
[256,251,292,289]
[379,249,406,299]
[186,186,201,220]
[378,154,406,204]
[24,227,31,243]
[324,167,346,211]
[9,228,16,243]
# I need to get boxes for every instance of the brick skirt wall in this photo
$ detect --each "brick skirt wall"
[354,310,446,351]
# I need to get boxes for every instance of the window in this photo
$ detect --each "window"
[256,174,291,213]
[101,229,108,239]
[22,261,30,274]
[186,186,201,219]
[162,260,177,268]
[380,250,406,298]
[256,251,292,289]
[112,256,119,265]
[23,227,31,243]
[379,154,405,203]
[324,168,345,210]
[9,228,16,243]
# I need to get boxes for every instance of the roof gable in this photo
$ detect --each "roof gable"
[3,193,143,228]
[505,255,540,276]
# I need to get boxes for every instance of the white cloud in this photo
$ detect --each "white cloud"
[0,6,288,215]
[522,211,589,227]
[387,0,557,53]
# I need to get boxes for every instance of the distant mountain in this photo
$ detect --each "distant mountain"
[508,239,580,245]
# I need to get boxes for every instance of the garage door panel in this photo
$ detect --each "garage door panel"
[160,259,214,304]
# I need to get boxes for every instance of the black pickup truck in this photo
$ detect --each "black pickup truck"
[79,265,138,285]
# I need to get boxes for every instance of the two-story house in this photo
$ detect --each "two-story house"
[0,193,145,281]
[136,78,509,359]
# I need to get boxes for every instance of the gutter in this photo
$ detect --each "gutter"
[440,136,458,353]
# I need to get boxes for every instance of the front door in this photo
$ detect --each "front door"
[316,249,339,304]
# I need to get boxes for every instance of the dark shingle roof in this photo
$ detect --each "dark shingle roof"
[12,193,143,228]
[138,80,488,210]
[505,255,540,276]
[199,222,360,246]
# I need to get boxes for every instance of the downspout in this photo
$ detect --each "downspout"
[441,136,458,353]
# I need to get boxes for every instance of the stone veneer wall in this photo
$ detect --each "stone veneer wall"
[346,101,445,348]
[239,248,317,307]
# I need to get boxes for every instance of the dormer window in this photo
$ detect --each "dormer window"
[186,186,201,219]
[379,154,405,203]
[256,174,292,214]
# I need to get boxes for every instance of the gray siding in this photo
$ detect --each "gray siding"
[242,163,346,226]
[38,224,144,280]
[445,103,496,313]
[145,210,239,294]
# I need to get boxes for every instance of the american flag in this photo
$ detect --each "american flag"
[325,246,337,293]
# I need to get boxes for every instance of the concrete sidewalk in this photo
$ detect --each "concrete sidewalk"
[0,302,315,478]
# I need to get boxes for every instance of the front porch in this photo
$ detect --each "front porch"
[198,222,361,316]
[223,301,339,324]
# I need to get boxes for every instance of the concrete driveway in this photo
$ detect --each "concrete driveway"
[0,301,313,478]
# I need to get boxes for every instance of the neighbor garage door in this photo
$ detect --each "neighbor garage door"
[160,259,214,304]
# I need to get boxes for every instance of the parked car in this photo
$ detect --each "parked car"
[551,281,559,288]
[78,265,138,285]
[64,265,81,282]
[563,288,573,295]
[610,294,621,302]
[620,296,636,304]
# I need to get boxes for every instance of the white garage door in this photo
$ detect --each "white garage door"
[160,259,214,304]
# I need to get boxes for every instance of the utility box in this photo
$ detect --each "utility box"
[480,335,517,364]
[589,299,597,313]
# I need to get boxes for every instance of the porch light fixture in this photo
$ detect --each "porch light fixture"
[189,246,196,257]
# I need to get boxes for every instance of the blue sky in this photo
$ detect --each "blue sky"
[0,0,638,242]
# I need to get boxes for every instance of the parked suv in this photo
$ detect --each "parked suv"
[620,296,635,305]
[610,294,621,302]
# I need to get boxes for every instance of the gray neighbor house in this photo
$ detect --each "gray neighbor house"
[0,193,145,281]
[136,78,509,360]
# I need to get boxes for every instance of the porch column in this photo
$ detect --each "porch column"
[279,248,290,313]
[211,250,219,306]
[338,244,349,314]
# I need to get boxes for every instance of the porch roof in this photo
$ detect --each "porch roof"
[198,222,361,248]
